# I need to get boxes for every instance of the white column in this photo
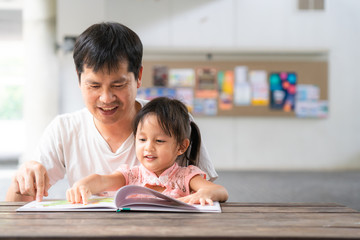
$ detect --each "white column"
[21,0,58,164]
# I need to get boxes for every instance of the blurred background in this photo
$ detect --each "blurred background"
[0,0,359,209]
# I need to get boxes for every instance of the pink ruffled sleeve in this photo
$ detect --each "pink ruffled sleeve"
[116,165,143,186]
[115,164,130,185]
[184,165,207,191]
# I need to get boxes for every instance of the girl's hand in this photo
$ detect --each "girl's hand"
[177,175,228,206]
[177,188,215,206]
[65,172,126,205]
[66,183,92,205]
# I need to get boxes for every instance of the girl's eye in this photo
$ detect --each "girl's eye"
[156,139,165,143]
[138,138,146,142]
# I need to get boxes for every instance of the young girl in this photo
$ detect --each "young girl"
[66,97,228,205]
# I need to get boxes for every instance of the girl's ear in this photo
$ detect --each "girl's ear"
[177,139,190,156]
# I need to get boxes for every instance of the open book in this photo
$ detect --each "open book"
[16,185,221,213]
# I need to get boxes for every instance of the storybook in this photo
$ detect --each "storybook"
[16,185,221,213]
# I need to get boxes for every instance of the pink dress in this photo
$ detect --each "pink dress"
[117,163,206,198]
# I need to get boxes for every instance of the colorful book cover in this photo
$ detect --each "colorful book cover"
[269,72,297,112]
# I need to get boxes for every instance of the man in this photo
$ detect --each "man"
[6,22,217,202]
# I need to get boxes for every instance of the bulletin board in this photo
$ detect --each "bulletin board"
[141,59,328,117]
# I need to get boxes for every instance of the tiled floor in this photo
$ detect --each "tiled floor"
[1,165,359,211]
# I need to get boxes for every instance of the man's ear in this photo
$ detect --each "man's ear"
[76,70,81,86]
[137,66,143,88]
[177,139,190,156]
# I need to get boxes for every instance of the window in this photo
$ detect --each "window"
[0,6,24,164]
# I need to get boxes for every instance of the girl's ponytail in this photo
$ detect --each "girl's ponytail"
[186,121,201,166]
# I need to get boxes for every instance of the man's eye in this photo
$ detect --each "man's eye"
[113,84,125,88]
[90,85,100,89]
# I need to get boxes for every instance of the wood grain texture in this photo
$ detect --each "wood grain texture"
[0,202,359,239]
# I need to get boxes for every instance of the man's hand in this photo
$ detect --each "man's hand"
[6,161,51,202]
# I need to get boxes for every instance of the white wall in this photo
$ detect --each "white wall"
[56,0,360,171]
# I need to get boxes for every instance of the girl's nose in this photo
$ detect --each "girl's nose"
[145,141,155,151]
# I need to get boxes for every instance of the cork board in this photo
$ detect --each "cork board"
[141,60,328,117]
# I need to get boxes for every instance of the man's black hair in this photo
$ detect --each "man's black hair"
[73,22,143,81]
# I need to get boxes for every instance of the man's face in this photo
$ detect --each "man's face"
[79,61,142,126]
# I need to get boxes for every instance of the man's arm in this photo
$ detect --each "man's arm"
[5,161,51,202]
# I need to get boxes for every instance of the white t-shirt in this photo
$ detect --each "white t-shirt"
[34,99,218,187]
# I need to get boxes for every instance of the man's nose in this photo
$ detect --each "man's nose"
[99,88,115,103]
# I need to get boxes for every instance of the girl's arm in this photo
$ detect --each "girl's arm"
[66,171,125,205]
[178,175,229,206]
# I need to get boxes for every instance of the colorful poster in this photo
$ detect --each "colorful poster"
[295,100,328,118]
[249,70,269,106]
[234,66,251,106]
[168,68,195,87]
[295,84,328,118]
[296,84,319,102]
[176,88,194,113]
[137,87,176,101]
[195,67,218,99]
[269,72,297,112]
[153,65,168,87]
[193,98,217,116]
[218,70,234,110]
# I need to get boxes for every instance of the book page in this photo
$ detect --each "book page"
[17,185,222,212]
[17,197,116,212]
[114,185,221,212]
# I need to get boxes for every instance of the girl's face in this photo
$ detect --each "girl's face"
[135,114,189,177]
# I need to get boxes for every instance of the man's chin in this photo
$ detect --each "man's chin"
[94,113,119,125]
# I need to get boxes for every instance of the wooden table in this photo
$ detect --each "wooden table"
[1,202,360,239]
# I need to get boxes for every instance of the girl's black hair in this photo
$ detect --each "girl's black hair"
[73,22,143,81]
[133,97,201,166]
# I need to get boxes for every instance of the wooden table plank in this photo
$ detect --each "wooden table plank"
[0,202,360,239]
[2,225,360,239]
[2,212,360,226]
